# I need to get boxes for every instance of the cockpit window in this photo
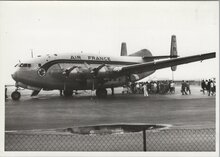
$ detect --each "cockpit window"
[19,63,31,67]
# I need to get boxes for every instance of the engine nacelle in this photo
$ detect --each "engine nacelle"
[66,65,121,79]
[68,67,92,79]
[96,66,117,77]
[130,74,140,82]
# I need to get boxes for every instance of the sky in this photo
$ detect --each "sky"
[0,1,218,84]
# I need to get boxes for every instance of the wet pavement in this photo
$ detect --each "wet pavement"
[5,85,215,131]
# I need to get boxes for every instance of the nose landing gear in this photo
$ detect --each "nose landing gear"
[11,90,21,101]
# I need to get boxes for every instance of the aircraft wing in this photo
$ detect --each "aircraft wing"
[118,52,215,74]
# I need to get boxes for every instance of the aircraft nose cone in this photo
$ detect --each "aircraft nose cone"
[11,72,17,81]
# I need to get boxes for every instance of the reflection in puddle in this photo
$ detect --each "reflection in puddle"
[64,123,171,135]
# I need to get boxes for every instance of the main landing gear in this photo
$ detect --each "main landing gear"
[96,88,107,98]
[63,90,73,97]
[61,88,112,98]
[11,90,21,101]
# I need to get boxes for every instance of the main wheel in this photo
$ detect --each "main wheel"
[63,90,73,97]
[11,91,21,101]
[96,88,107,98]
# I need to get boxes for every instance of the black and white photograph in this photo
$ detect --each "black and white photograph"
[0,1,219,157]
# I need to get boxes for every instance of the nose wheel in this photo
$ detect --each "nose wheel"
[11,90,21,101]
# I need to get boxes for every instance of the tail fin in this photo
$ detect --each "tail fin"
[121,42,127,56]
[170,35,178,71]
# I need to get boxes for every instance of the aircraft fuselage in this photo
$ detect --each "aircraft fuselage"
[12,53,155,91]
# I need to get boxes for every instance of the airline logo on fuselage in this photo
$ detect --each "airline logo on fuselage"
[70,55,111,61]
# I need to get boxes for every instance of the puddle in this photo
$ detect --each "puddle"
[64,123,170,135]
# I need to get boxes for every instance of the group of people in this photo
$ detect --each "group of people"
[201,79,216,96]
[123,80,176,96]
[181,80,191,95]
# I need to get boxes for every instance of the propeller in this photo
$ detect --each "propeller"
[62,65,78,78]
[91,64,106,76]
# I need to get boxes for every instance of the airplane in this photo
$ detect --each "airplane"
[10,35,216,100]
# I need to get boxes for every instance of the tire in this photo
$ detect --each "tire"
[11,91,21,101]
[96,88,107,98]
[63,90,73,97]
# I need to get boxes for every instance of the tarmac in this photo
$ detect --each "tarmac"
[5,85,215,132]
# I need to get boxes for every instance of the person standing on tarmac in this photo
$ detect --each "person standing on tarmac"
[186,81,191,94]
[169,81,175,94]
[181,80,187,95]
[210,80,214,96]
[207,79,211,96]
[212,79,216,95]
[59,90,63,96]
[201,80,206,94]
[143,83,148,97]
[136,83,140,94]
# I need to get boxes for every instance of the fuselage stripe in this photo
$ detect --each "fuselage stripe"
[41,59,140,71]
